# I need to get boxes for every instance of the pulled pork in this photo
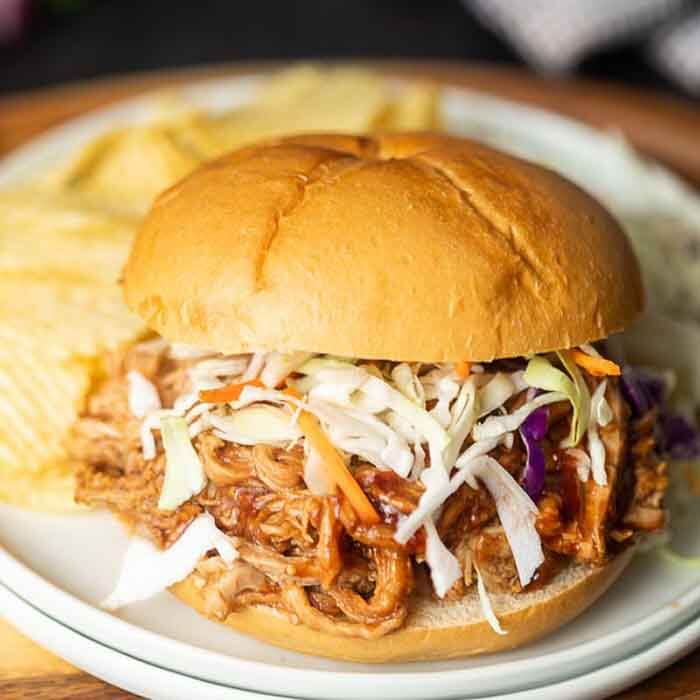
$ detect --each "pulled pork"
[71,343,668,638]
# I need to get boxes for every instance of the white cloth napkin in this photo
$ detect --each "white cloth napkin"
[465,0,700,94]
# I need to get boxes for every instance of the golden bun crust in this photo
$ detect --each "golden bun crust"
[170,551,632,662]
[124,132,643,362]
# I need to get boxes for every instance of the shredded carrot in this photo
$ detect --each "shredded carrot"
[570,349,621,377]
[455,361,471,380]
[199,378,264,403]
[285,387,381,524]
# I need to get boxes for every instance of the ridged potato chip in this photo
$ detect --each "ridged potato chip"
[0,189,137,280]
[0,193,144,509]
[376,82,440,130]
[43,126,203,216]
[0,276,143,468]
[0,466,82,513]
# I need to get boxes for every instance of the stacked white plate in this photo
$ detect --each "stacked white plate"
[1,72,700,699]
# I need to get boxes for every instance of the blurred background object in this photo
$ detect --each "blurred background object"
[467,0,700,96]
[0,0,698,97]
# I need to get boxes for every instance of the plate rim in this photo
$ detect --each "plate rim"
[2,573,700,700]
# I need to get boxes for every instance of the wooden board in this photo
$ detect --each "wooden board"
[0,61,699,700]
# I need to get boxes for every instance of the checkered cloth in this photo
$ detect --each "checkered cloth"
[465,0,700,95]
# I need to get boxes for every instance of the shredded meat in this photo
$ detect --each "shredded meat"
[328,547,413,624]
[281,584,406,639]
[317,497,344,588]
[623,408,668,531]
[70,343,669,639]
[253,444,305,492]
[470,525,521,593]
[354,465,425,516]
[192,557,276,619]
[235,540,322,585]
[437,481,497,549]
[198,434,257,486]
[338,492,415,552]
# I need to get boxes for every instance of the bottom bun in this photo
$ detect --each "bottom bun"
[170,549,632,663]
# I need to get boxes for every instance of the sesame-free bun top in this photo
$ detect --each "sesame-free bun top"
[124,132,644,362]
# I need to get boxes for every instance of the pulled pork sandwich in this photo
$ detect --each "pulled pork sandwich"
[71,133,669,662]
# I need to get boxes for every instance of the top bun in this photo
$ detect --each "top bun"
[124,132,643,362]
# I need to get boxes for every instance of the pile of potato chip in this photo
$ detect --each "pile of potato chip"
[0,190,144,510]
[0,65,440,511]
[44,66,440,216]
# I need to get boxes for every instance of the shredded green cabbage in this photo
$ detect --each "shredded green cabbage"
[423,518,461,598]
[391,363,426,407]
[588,380,609,485]
[471,391,565,441]
[362,375,450,456]
[443,378,478,469]
[102,513,236,610]
[558,350,591,447]
[297,356,356,375]
[296,367,367,406]
[478,373,517,417]
[260,351,313,388]
[158,416,207,511]
[209,405,301,445]
[524,353,590,447]
[430,377,460,427]
[476,567,507,635]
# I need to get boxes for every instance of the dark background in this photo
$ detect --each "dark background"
[0,0,688,96]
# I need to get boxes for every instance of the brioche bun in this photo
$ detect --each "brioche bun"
[124,132,643,362]
[170,550,632,663]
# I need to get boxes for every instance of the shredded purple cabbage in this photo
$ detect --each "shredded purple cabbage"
[620,366,666,416]
[661,414,700,459]
[622,365,700,460]
[522,406,548,441]
[520,406,548,501]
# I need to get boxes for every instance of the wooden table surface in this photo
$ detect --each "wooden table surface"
[1,61,699,700]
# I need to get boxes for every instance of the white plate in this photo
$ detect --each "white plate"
[3,505,700,700]
[2,575,700,700]
[1,71,700,700]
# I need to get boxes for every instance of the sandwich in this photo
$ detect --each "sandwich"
[70,133,669,662]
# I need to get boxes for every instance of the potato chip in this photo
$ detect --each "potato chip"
[379,82,441,130]
[165,113,227,162]
[205,68,389,152]
[0,191,144,510]
[0,275,143,475]
[0,188,136,281]
[0,466,82,513]
[0,333,90,473]
[255,65,328,108]
[44,126,203,215]
[0,272,143,354]
[252,65,439,132]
